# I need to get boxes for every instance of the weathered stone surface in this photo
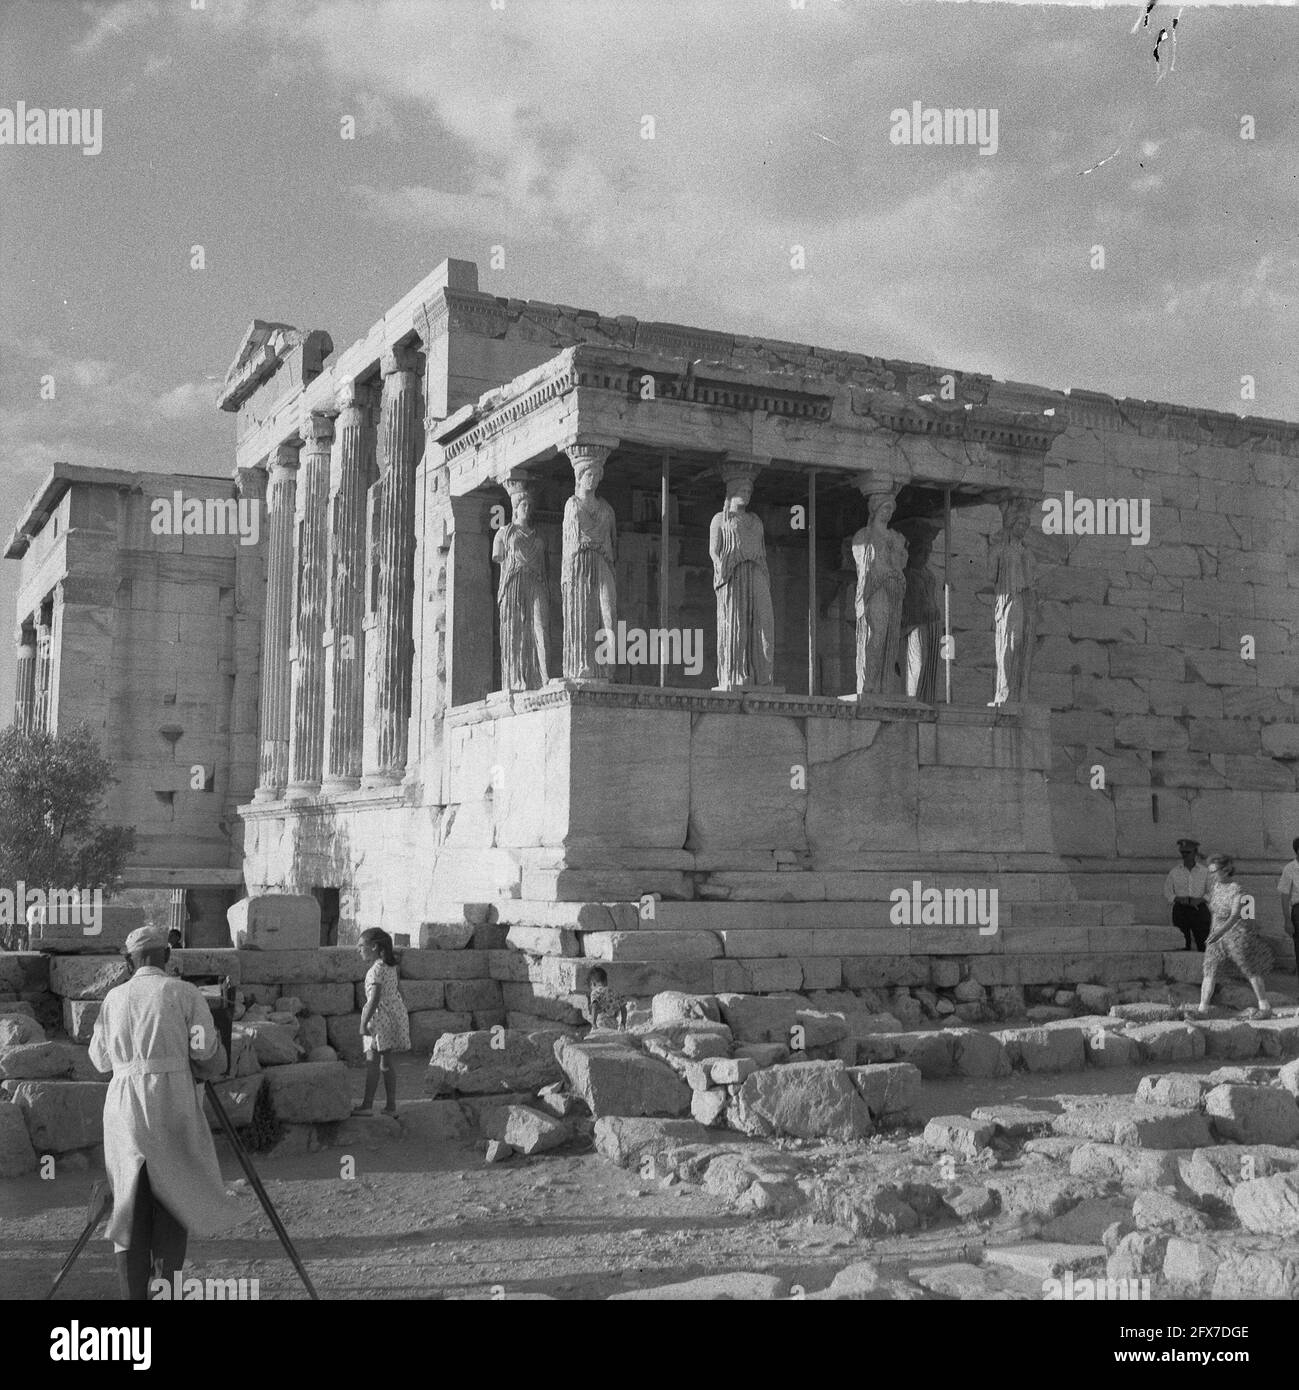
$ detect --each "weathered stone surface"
[1110,1002,1180,1024]
[1085,1028,1141,1068]
[479,1104,571,1155]
[306,1045,336,1063]
[1107,1231,1170,1281]
[1211,1243,1299,1299]
[1192,1020,1261,1060]
[1233,1173,1299,1236]
[289,982,355,1015]
[924,1115,994,1159]
[681,1031,730,1061]
[2,1080,106,1152]
[408,1010,474,1052]
[262,1061,352,1123]
[49,957,129,1001]
[245,1023,299,1067]
[1131,1190,1209,1235]
[848,1062,921,1120]
[733,1060,872,1141]
[592,1116,708,1167]
[949,1028,1011,1077]
[0,1015,44,1048]
[944,1185,999,1222]
[706,1056,755,1085]
[1113,1108,1212,1150]
[1204,1083,1299,1146]
[993,1026,1085,1073]
[0,1041,83,1080]
[1068,1141,1186,1189]
[984,1242,1106,1280]
[399,1098,472,1144]
[1135,1074,1206,1109]
[690,1087,728,1127]
[228,894,320,950]
[1041,1196,1134,1244]
[1126,1021,1205,1063]
[557,1038,691,1119]
[61,999,102,1045]
[715,993,800,1044]
[0,1098,38,1176]
[821,1181,920,1237]
[240,949,368,984]
[325,1012,366,1065]
[609,1272,789,1300]
[1178,1144,1299,1204]
[417,920,476,950]
[1278,1058,1299,1098]
[485,1139,514,1163]
[650,992,723,1027]
[429,1029,564,1095]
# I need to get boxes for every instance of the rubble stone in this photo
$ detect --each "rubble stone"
[1125,1021,1205,1063]
[847,1062,921,1121]
[1131,1190,1209,1236]
[557,1038,691,1119]
[923,1115,994,1159]
[0,1041,82,1080]
[609,1272,788,1300]
[1204,1083,1299,1146]
[262,1061,352,1123]
[592,1116,708,1168]
[1135,1074,1205,1109]
[429,1029,565,1095]
[49,957,129,1001]
[732,1060,872,1141]
[2,1080,106,1152]
[479,1104,571,1155]
[0,1099,38,1176]
[1232,1173,1299,1236]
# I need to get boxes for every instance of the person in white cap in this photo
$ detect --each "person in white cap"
[89,924,244,1299]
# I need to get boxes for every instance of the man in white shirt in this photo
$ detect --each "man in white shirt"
[1165,837,1210,952]
[1276,837,1299,980]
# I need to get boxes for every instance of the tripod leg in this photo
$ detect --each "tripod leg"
[205,1080,319,1300]
[46,1184,112,1300]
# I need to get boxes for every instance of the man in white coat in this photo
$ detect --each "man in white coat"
[89,925,245,1299]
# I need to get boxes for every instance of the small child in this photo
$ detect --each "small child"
[353,928,410,1115]
[584,967,627,1031]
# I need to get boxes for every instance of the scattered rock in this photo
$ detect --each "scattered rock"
[0,1041,81,1080]
[732,1060,872,1141]
[556,1037,691,1119]
[1135,1074,1205,1110]
[984,1243,1106,1280]
[0,1099,38,1176]
[430,1029,565,1095]
[592,1116,708,1169]
[1204,1083,1299,1146]
[608,1272,788,1300]
[479,1105,571,1155]
[1125,1021,1205,1064]
[485,1139,514,1163]
[690,1088,728,1127]
[262,1061,352,1124]
[923,1115,994,1159]
[1131,1190,1209,1236]
[1041,1196,1134,1244]
[1,1080,106,1153]
[847,1062,921,1121]
[1232,1173,1299,1236]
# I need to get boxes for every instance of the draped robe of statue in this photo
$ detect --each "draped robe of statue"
[852,522,907,695]
[902,543,942,703]
[493,520,549,691]
[561,492,617,681]
[991,523,1036,704]
[710,507,774,689]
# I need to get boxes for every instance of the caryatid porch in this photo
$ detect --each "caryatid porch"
[419,342,1108,956]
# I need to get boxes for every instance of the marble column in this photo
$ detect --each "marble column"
[287,411,334,797]
[13,628,36,731]
[33,611,52,732]
[229,465,267,817]
[323,379,374,792]
[254,441,301,800]
[560,437,618,682]
[364,342,423,786]
[168,889,187,939]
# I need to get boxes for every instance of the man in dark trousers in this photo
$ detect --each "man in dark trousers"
[89,925,244,1299]
[1164,837,1210,952]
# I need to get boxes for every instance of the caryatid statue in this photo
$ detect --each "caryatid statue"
[898,518,943,703]
[560,441,618,682]
[493,476,550,692]
[990,497,1037,705]
[851,482,908,696]
[709,460,775,690]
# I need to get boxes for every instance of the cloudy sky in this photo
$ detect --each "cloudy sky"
[0,0,1295,713]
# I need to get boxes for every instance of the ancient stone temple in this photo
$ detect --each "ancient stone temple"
[221,258,1299,1006]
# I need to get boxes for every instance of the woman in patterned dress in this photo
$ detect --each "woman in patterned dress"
[1194,853,1273,1019]
[353,928,411,1115]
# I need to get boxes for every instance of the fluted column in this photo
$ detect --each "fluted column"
[254,441,301,800]
[287,411,334,797]
[33,612,52,732]
[228,465,267,818]
[13,628,36,731]
[364,342,423,786]
[323,379,374,792]
[168,889,187,939]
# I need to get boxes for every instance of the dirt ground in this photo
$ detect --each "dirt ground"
[0,1052,1233,1301]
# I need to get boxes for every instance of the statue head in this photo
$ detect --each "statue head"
[573,459,604,497]
[720,460,760,511]
[505,477,536,526]
[1002,498,1032,541]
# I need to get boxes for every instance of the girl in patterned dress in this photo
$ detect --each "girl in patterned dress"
[1194,854,1273,1019]
[353,928,410,1115]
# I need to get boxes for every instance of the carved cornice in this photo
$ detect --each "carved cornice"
[863,393,1065,452]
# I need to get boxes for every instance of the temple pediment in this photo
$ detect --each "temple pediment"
[217,320,333,412]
